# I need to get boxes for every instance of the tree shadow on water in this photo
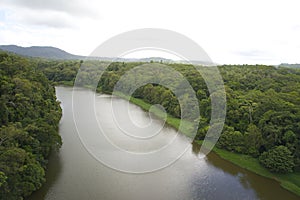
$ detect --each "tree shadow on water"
[27,150,63,200]
[191,141,299,200]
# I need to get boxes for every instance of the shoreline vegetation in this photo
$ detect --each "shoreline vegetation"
[65,84,300,197]
[118,92,300,197]
[2,51,300,198]
[0,52,62,199]
[56,76,300,196]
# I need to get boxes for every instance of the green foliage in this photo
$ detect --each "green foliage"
[259,146,295,173]
[14,56,300,197]
[244,124,263,157]
[34,58,300,175]
[200,140,300,196]
[0,171,7,187]
[0,52,62,199]
[217,126,244,153]
[0,53,294,199]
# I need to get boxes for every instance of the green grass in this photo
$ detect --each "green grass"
[113,92,195,137]
[57,85,300,197]
[194,140,300,196]
[120,93,300,196]
[54,81,74,86]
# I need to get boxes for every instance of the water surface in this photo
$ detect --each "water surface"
[30,87,299,200]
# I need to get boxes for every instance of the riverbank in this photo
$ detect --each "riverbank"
[31,86,299,200]
[113,92,195,137]
[195,140,300,197]
[57,85,300,197]
[124,94,300,197]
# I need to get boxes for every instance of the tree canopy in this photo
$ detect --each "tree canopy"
[37,60,300,174]
[0,52,62,199]
[2,55,300,200]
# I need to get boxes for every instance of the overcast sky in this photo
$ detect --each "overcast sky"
[0,0,299,64]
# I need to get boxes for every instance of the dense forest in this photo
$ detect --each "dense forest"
[36,60,300,174]
[1,52,300,198]
[0,52,62,199]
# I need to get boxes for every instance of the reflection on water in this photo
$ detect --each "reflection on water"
[30,87,299,200]
[192,142,299,200]
[29,150,62,199]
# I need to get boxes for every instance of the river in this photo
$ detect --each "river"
[29,86,299,200]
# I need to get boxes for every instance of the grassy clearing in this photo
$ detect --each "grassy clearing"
[129,97,195,137]
[113,92,195,137]
[60,86,300,196]
[123,93,300,196]
[194,140,300,196]
[54,81,74,86]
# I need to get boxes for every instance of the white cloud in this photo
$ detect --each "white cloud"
[0,0,100,18]
[6,9,78,29]
[0,0,300,64]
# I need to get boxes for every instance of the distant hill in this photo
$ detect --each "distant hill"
[114,57,174,63]
[0,45,84,60]
[0,45,177,63]
[0,45,215,65]
[279,63,300,69]
[0,45,170,62]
